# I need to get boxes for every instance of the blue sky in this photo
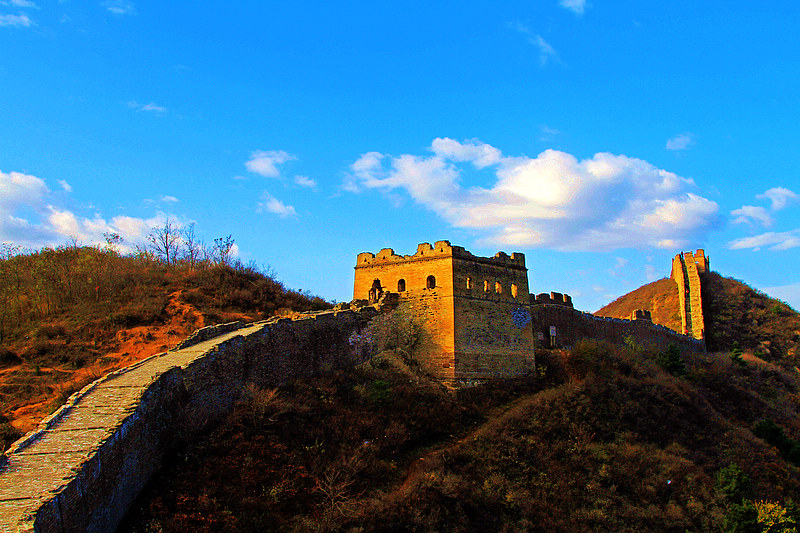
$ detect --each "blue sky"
[2,0,799,312]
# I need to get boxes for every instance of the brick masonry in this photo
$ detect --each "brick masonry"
[671,249,708,340]
[354,241,535,380]
[1,243,710,531]
[0,304,383,533]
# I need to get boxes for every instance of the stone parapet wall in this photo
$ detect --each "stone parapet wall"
[172,320,246,350]
[531,304,705,353]
[355,241,525,270]
[684,251,706,340]
[532,292,573,307]
[0,305,384,533]
[671,250,708,340]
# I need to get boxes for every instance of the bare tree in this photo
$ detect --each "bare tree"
[182,222,201,269]
[147,218,182,266]
[103,232,122,254]
[214,234,235,266]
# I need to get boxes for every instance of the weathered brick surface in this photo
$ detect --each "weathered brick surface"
[670,249,707,341]
[355,241,535,380]
[531,304,705,353]
[0,306,381,533]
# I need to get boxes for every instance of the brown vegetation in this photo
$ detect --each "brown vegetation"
[0,241,329,449]
[596,277,682,332]
[597,272,800,366]
[120,340,800,532]
[701,272,800,361]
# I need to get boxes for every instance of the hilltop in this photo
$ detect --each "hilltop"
[597,272,800,364]
[0,243,330,450]
[596,277,682,333]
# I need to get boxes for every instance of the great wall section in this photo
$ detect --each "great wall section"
[671,250,709,340]
[530,291,705,353]
[0,304,384,533]
[1,243,708,532]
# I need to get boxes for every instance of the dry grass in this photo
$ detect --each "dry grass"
[120,341,800,532]
[0,246,330,441]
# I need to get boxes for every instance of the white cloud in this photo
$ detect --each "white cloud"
[0,13,31,26]
[728,230,800,251]
[534,35,559,66]
[346,138,719,252]
[509,22,560,66]
[2,0,38,7]
[160,195,179,203]
[294,175,317,189]
[731,205,773,227]
[757,186,799,211]
[666,133,694,151]
[128,101,167,114]
[608,257,630,277]
[539,125,561,142]
[0,169,181,252]
[57,179,72,192]
[140,102,166,113]
[257,192,297,218]
[245,150,296,178]
[431,137,502,169]
[559,0,586,15]
[1,170,48,212]
[102,0,135,15]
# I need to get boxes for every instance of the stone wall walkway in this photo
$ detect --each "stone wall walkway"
[0,323,261,532]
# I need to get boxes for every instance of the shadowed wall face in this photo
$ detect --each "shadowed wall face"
[452,255,535,379]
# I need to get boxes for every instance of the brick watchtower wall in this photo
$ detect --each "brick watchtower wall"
[355,241,457,379]
[451,248,535,379]
[354,241,535,380]
[671,250,708,341]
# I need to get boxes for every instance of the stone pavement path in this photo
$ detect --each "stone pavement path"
[0,324,262,532]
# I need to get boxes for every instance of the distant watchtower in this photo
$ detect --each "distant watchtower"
[671,249,708,341]
[354,241,535,381]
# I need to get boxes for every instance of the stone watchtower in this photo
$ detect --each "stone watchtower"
[354,240,535,381]
[671,249,709,341]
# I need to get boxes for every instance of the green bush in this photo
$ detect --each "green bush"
[730,341,745,365]
[715,463,751,502]
[655,343,688,376]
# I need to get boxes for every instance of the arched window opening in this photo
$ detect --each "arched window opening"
[495,281,503,294]
[511,284,518,298]
[426,275,436,289]
[484,280,490,292]
[368,279,382,302]
[397,279,406,292]
[466,277,473,290]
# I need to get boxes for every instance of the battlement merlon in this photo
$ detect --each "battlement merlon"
[671,249,710,280]
[355,241,526,270]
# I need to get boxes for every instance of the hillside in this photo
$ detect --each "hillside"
[596,272,800,363]
[121,342,800,532]
[596,277,683,333]
[0,245,330,450]
[701,271,800,361]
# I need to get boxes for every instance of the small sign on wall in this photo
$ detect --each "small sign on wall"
[537,332,544,340]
